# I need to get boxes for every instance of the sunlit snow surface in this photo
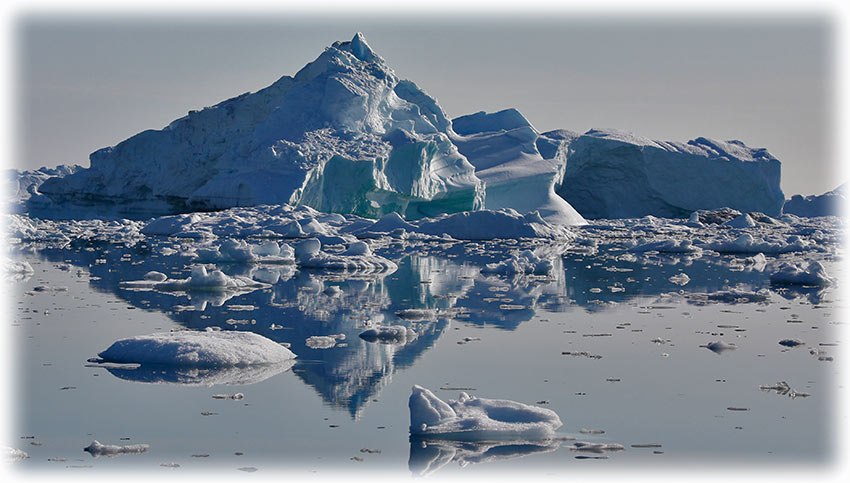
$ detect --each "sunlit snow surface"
[4,207,843,474]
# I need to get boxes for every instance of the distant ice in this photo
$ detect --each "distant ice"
[769,261,832,286]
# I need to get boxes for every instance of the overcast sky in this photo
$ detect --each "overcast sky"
[14,14,836,196]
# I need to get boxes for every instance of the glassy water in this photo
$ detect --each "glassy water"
[6,236,841,476]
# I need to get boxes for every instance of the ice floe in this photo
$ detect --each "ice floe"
[359,325,418,343]
[84,440,149,457]
[409,385,562,440]
[769,261,833,286]
[119,265,270,292]
[94,330,296,367]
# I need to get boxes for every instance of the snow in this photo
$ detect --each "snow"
[783,182,846,217]
[95,330,296,367]
[409,385,562,440]
[556,128,785,218]
[37,33,484,220]
[84,440,149,457]
[450,109,586,226]
[769,261,833,286]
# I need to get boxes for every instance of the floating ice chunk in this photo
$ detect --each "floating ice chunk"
[413,209,574,240]
[295,238,397,273]
[84,440,149,457]
[3,446,29,462]
[212,393,244,399]
[409,385,562,440]
[769,261,832,286]
[778,338,805,348]
[95,330,296,367]
[704,233,815,254]
[355,212,416,237]
[759,381,810,398]
[722,213,757,228]
[668,273,691,286]
[306,334,345,349]
[730,253,767,272]
[3,257,34,282]
[686,288,771,304]
[628,239,702,254]
[143,271,167,282]
[360,325,417,343]
[194,239,294,264]
[702,341,737,354]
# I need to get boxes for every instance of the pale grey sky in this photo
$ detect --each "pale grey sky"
[14,14,835,196]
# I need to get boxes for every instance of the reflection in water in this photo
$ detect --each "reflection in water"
[93,360,296,386]
[408,438,561,476]
[17,235,828,418]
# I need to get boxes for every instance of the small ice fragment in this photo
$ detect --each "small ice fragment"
[84,440,149,457]
[668,273,690,286]
[306,334,345,349]
[143,271,167,282]
[212,393,244,400]
[396,308,437,320]
[778,338,804,348]
[579,429,605,434]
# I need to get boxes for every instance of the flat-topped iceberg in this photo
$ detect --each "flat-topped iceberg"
[556,128,784,218]
[38,33,483,219]
[783,182,846,217]
[409,385,562,440]
[95,330,296,367]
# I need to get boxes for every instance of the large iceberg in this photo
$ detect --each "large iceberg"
[555,128,785,218]
[38,33,483,219]
[451,109,586,225]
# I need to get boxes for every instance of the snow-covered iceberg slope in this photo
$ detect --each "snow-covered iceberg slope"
[3,164,81,210]
[39,33,483,219]
[451,109,585,226]
[409,385,562,440]
[555,128,785,218]
[783,182,845,217]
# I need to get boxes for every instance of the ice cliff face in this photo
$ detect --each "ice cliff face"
[555,129,785,218]
[4,164,81,209]
[450,109,586,226]
[39,33,484,220]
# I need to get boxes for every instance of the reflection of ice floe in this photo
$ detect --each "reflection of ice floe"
[769,261,832,286]
[98,359,295,386]
[701,340,737,354]
[482,250,554,275]
[729,253,767,272]
[360,325,418,343]
[409,385,562,440]
[408,439,560,476]
[565,441,625,453]
[684,288,771,305]
[94,330,296,367]
[84,440,149,458]
[120,265,270,293]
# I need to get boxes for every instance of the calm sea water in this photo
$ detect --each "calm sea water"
[7,238,841,476]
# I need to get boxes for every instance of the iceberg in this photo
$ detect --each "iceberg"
[555,128,785,218]
[409,385,562,440]
[451,109,586,226]
[783,182,846,217]
[38,33,484,219]
[94,330,296,367]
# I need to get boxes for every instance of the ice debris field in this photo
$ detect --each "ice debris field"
[2,33,845,475]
